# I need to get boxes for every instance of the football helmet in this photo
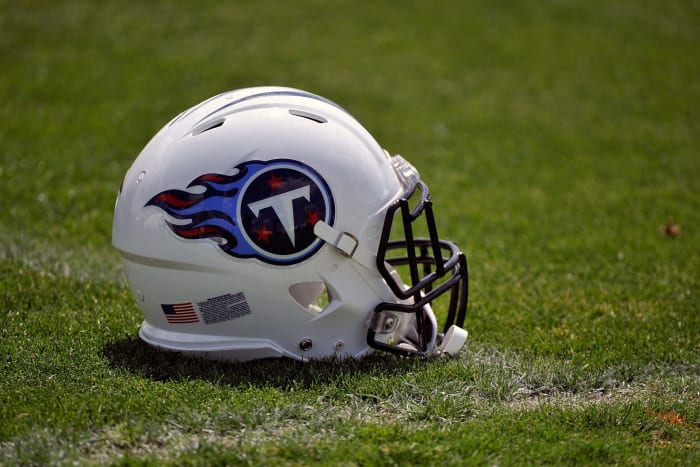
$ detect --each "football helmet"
[113,86,469,362]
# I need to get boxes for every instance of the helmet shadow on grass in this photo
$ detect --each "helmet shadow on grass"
[102,335,427,389]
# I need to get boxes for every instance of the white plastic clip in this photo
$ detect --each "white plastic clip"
[313,221,375,270]
[434,325,468,357]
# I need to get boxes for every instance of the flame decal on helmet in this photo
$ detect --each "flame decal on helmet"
[146,159,334,265]
[146,169,249,254]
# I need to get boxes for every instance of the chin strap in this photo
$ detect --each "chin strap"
[313,221,376,270]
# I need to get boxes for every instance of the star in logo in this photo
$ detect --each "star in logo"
[305,210,320,226]
[254,224,273,243]
[266,173,284,191]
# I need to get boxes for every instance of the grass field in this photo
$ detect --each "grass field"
[1,0,699,464]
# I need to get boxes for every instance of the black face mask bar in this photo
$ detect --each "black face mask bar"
[367,180,469,357]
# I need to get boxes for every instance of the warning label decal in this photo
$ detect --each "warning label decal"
[197,292,251,325]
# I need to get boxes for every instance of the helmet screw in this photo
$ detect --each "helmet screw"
[299,338,313,351]
[383,315,397,332]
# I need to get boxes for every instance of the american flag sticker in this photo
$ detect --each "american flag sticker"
[161,302,200,324]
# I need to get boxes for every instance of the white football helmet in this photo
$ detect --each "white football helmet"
[113,86,468,362]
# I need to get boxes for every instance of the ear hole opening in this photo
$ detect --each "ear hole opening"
[289,282,332,315]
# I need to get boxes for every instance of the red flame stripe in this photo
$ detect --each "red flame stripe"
[174,225,222,238]
[155,192,202,209]
[194,173,229,183]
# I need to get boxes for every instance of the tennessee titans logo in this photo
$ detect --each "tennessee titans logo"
[146,159,334,265]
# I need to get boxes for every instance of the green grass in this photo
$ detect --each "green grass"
[1,0,699,464]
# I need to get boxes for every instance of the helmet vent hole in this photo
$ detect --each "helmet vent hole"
[289,282,332,314]
[191,118,225,136]
[289,109,327,124]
